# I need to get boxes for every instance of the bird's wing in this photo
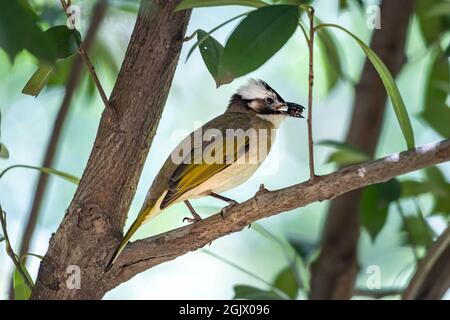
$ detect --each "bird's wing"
[160,114,253,208]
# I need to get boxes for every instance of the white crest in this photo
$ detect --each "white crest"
[237,79,271,100]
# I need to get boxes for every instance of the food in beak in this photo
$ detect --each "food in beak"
[286,102,305,118]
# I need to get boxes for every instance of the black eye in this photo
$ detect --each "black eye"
[265,97,274,104]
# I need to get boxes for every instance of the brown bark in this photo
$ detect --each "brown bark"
[10,0,108,300]
[310,0,415,299]
[101,140,450,292]
[31,0,191,299]
[18,0,107,265]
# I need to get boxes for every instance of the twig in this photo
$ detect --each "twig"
[306,7,316,180]
[182,30,198,42]
[0,206,33,290]
[59,0,116,118]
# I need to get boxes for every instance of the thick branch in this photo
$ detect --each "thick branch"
[31,0,191,300]
[18,0,107,261]
[11,0,107,300]
[102,140,450,291]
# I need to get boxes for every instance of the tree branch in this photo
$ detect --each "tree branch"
[18,0,107,264]
[403,226,450,299]
[31,0,191,300]
[102,140,450,291]
[10,0,107,299]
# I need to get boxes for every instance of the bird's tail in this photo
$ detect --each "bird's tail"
[105,203,155,272]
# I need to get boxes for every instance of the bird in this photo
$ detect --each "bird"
[105,79,304,271]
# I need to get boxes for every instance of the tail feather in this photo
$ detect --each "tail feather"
[105,205,153,272]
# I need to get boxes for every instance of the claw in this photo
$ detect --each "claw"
[220,200,239,218]
[183,216,201,223]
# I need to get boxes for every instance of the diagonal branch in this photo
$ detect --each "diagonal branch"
[403,226,450,299]
[102,139,450,291]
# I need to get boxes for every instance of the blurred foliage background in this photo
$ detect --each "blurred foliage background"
[0,0,449,299]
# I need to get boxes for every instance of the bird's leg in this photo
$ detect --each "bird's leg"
[183,200,202,223]
[209,192,239,218]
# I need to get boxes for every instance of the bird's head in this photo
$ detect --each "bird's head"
[228,79,305,121]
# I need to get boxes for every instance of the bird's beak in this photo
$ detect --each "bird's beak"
[277,102,305,118]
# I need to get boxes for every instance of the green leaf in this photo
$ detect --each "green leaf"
[0,233,4,242]
[186,12,251,63]
[338,0,363,12]
[415,0,449,45]
[318,140,370,166]
[421,50,450,138]
[44,26,80,59]
[401,215,434,248]
[0,164,79,184]
[13,262,34,300]
[273,266,298,299]
[400,180,432,198]
[433,196,450,217]
[425,167,450,217]
[326,150,369,166]
[316,24,415,150]
[317,27,341,92]
[360,179,401,241]
[339,0,349,11]
[233,285,285,300]
[176,0,268,11]
[0,143,9,159]
[21,26,80,96]
[220,5,299,85]
[22,63,54,97]
[0,0,56,62]
[47,56,74,87]
[288,237,317,260]
[0,110,9,158]
[425,1,450,18]
[196,30,232,86]
[425,166,449,197]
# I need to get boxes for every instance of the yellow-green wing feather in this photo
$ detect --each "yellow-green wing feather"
[160,135,249,208]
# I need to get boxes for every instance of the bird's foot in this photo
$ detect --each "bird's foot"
[183,215,202,223]
[220,200,239,219]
